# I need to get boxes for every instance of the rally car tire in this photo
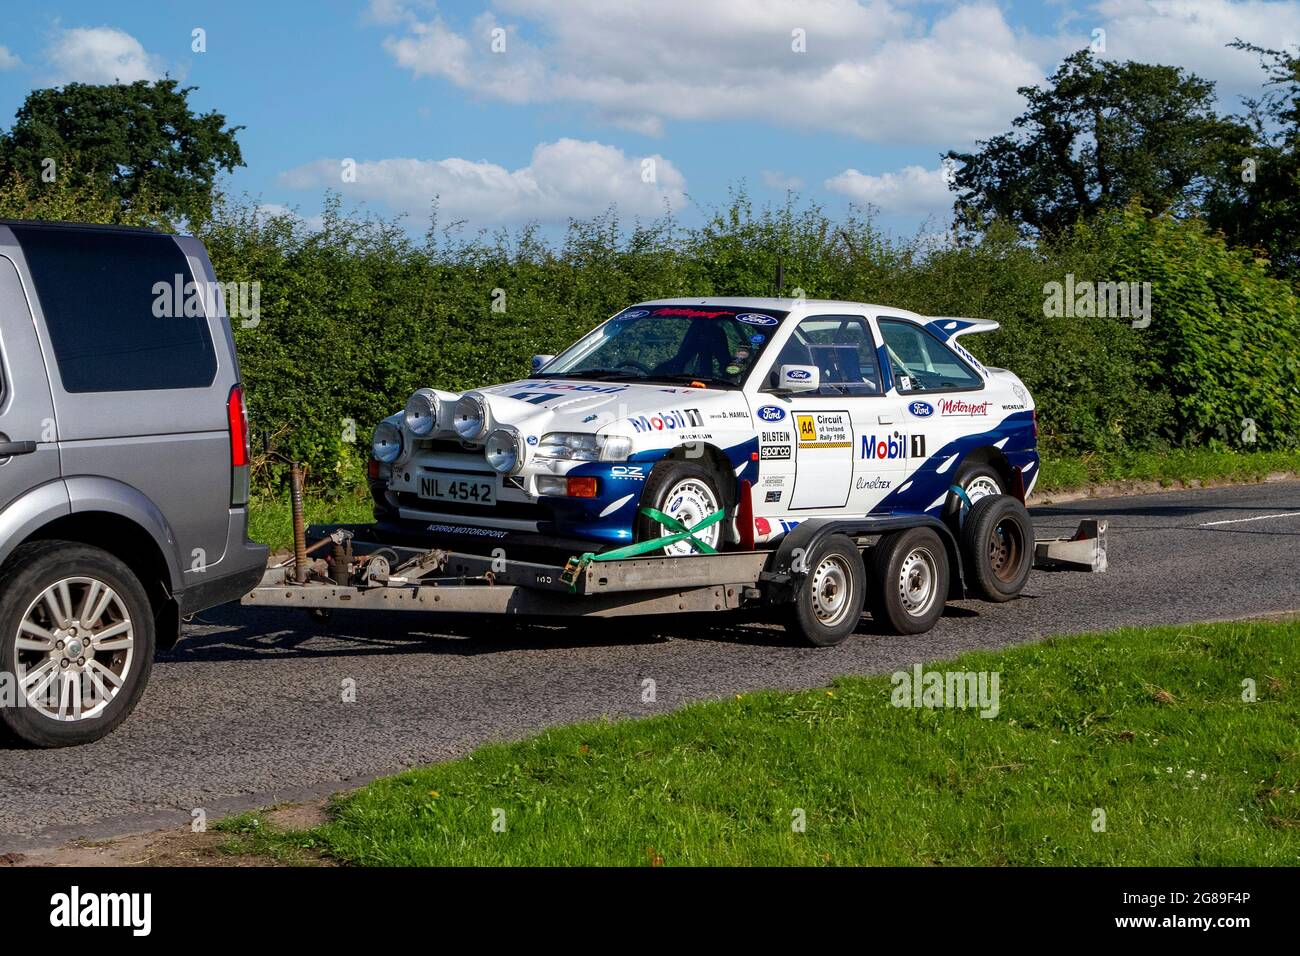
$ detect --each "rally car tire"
[959,494,1034,602]
[783,534,866,647]
[635,461,726,556]
[866,527,949,635]
[943,461,1005,522]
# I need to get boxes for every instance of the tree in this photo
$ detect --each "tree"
[945,50,1251,237]
[1205,41,1300,280]
[0,79,244,225]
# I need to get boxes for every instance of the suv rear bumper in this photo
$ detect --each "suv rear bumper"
[174,515,268,615]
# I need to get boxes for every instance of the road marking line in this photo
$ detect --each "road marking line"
[1200,511,1300,527]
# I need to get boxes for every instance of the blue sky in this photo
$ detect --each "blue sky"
[1,0,1297,242]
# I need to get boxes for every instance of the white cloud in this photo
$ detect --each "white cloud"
[1088,0,1300,101]
[278,138,687,224]
[45,27,164,84]
[0,45,21,70]
[373,1,1045,145]
[761,170,805,191]
[825,163,956,216]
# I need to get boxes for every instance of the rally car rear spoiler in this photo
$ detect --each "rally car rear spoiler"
[924,317,1000,341]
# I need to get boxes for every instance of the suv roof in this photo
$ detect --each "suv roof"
[0,218,165,236]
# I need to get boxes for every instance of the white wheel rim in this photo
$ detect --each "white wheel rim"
[897,547,939,617]
[14,576,135,722]
[810,554,854,627]
[965,475,1002,504]
[658,478,720,556]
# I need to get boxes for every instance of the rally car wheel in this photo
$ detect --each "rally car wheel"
[783,534,866,647]
[959,495,1033,602]
[867,527,949,635]
[944,461,1005,521]
[636,461,725,556]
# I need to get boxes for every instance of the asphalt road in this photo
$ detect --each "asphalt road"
[2,480,1298,853]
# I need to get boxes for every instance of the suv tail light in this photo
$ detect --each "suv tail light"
[228,384,251,505]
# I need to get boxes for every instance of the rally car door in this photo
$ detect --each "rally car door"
[759,313,901,512]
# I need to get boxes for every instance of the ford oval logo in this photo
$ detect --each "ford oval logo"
[908,401,934,417]
[735,312,779,327]
[757,405,786,422]
[787,369,811,380]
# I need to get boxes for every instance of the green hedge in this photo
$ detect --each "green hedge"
[4,176,1297,493]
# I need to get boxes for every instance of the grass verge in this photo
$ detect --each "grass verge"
[219,618,1299,866]
[1036,447,1300,495]
[246,490,374,551]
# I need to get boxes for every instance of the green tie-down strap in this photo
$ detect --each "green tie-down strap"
[561,506,725,591]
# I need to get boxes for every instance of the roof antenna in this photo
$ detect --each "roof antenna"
[775,252,785,297]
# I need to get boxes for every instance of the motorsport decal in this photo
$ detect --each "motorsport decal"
[760,444,792,460]
[651,307,733,318]
[757,405,787,422]
[860,431,925,460]
[609,465,645,480]
[618,309,650,319]
[764,490,782,503]
[856,475,893,490]
[735,312,780,327]
[795,411,851,448]
[628,408,704,433]
[907,400,934,418]
[938,398,991,417]
[787,369,813,381]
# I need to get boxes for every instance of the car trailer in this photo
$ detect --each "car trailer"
[242,484,1106,647]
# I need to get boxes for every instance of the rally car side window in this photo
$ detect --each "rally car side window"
[764,314,883,397]
[877,318,982,393]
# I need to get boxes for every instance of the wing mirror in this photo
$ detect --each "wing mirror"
[779,364,820,393]
[530,354,555,374]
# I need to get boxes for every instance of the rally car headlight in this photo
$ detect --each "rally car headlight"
[371,419,403,464]
[536,432,632,462]
[484,428,524,474]
[404,388,439,436]
[453,394,490,441]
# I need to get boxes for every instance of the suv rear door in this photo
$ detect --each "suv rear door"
[0,253,60,510]
[11,225,234,578]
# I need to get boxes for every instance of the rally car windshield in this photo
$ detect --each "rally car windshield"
[537,305,787,388]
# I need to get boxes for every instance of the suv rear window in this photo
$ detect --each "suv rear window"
[12,226,217,393]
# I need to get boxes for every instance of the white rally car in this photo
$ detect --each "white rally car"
[368,298,1039,556]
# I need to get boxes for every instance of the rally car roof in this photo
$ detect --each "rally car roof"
[635,297,927,320]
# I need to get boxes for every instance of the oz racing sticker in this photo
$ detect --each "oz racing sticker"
[795,411,851,449]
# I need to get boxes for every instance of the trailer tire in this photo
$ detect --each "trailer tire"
[782,534,865,647]
[960,495,1033,602]
[867,527,949,635]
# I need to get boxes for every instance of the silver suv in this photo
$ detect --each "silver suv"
[0,220,267,746]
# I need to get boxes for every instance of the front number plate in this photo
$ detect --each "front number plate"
[417,473,495,506]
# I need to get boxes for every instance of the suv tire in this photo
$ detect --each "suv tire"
[0,540,155,747]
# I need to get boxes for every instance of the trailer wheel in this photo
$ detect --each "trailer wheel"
[960,495,1033,602]
[867,527,949,635]
[783,534,865,647]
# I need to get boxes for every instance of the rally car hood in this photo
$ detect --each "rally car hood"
[476,378,721,436]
